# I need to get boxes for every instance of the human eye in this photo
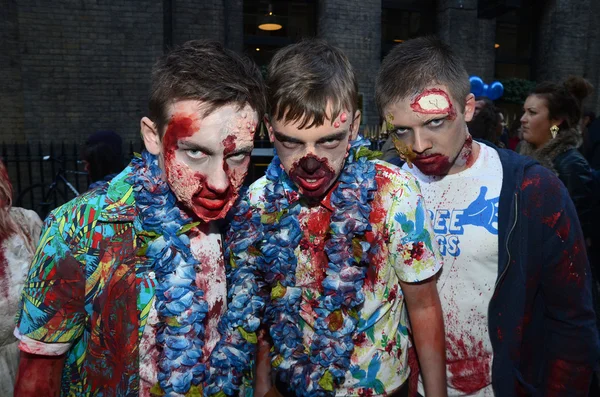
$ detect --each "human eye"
[427,118,445,129]
[319,138,342,149]
[227,152,250,164]
[184,149,207,161]
[391,127,410,135]
[281,141,300,149]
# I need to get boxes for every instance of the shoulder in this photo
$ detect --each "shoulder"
[247,175,269,208]
[372,159,420,189]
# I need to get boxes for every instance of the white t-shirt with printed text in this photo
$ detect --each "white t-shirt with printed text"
[405,142,503,397]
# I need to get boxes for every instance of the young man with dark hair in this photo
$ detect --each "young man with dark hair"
[14,40,267,396]
[229,39,447,396]
[376,35,599,396]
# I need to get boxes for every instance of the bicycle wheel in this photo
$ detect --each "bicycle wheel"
[15,183,66,219]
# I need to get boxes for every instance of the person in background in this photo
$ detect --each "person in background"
[377,36,598,396]
[519,76,599,255]
[81,130,125,190]
[467,101,503,146]
[0,160,42,397]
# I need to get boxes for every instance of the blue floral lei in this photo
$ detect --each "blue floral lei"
[261,136,378,396]
[128,151,265,396]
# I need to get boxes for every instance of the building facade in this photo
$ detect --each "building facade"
[1,0,598,144]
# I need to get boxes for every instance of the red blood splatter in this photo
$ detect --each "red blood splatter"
[542,211,561,229]
[496,327,503,342]
[521,175,541,190]
[410,88,457,119]
[14,351,66,396]
[410,241,425,261]
[0,248,9,299]
[546,358,592,396]
[358,389,374,397]
[446,333,492,394]
[222,135,236,156]
[555,217,571,241]
[306,210,330,236]
[387,285,398,302]
[461,135,475,168]
[412,154,452,176]
[404,242,425,266]
[353,332,367,346]
[289,154,336,199]
[162,113,198,156]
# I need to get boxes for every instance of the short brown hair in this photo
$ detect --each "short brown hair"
[149,40,266,135]
[376,36,470,115]
[532,76,593,130]
[267,39,358,128]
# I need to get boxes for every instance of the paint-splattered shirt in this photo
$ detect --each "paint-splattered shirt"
[248,160,443,396]
[14,165,227,397]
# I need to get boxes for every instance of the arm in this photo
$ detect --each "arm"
[254,327,273,397]
[14,351,66,397]
[401,276,447,397]
[14,212,85,395]
[535,171,599,395]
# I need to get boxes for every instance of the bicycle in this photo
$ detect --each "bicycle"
[16,155,88,219]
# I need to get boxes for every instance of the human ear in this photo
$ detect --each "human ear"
[264,115,275,143]
[463,94,476,123]
[350,110,362,140]
[141,117,162,155]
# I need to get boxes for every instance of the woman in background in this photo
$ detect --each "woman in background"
[0,160,42,396]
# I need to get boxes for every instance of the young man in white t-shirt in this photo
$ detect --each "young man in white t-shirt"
[375,36,599,396]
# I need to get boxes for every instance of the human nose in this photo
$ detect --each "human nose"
[520,113,527,124]
[412,131,431,154]
[205,163,230,194]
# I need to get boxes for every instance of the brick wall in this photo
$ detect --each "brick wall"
[2,0,164,144]
[0,0,246,145]
[317,0,382,126]
[436,0,496,82]
[1,0,25,143]
[535,0,598,114]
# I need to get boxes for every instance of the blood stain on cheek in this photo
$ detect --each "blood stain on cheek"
[166,160,204,206]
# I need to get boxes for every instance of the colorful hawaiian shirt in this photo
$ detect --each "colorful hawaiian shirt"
[15,165,155,396]
[247,160,443,396]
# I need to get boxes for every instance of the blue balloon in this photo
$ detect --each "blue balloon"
[482,83,489,98]
[488,81,504,100]
[469,76,484,96]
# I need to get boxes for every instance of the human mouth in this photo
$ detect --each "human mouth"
[297,176,325,191]
[193,196,228,210]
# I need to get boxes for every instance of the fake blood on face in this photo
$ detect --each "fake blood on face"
[289,154,336,199]
[412,154,452,176]
[410,88,457,120]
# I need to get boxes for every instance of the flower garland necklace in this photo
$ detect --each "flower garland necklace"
[262,137,378,396]
[128,151,264,397]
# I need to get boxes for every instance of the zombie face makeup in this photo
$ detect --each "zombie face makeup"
[383,85,477,177]
[268,105,360,200]
[161,100,258,221]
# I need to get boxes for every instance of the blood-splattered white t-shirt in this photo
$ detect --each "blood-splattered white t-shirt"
[405,142,502,396]
[138,222,226,396]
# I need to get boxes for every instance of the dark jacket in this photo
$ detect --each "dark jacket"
[491,147,599,396]
[518,128,599,240]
